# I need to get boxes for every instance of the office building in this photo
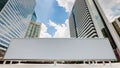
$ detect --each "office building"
[69,0,117,49]
[0,0,36,51]
[70,0,99,38]
[69,0,120,60]
[112,17,120,37]
[25,22,41,38]
[25,11,40,38]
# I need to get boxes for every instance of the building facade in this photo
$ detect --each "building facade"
[25,12,41,38]
[69,0,116,48]
[0,0,36,51]
[69,0,119,59]
[25,22,41,38]
[111,17,120,58]
[69,0,110,38]
[0,0,8,11]
[112,17,120,37]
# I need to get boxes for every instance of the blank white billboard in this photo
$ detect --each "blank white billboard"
[4,38,116,60]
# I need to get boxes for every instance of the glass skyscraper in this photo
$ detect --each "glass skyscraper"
[0,0,36,51]
[25,11,41,38]
[31,11,37,22]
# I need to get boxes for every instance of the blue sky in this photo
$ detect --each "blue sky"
[35,0,69,37]
[35,0,120,38]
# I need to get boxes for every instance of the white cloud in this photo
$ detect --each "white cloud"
[56,0,120,22]
[39,0,120,38]
[49,19,70,38]
[39,23,52,38]
[56,0,75,13]
[98,0,120,22]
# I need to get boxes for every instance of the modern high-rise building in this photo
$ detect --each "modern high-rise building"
[69,0,119,58]
[25,22,41,38]
[0,0,36,51]
[70,0,105,38]
[25,11,41,38]
[112,17,120,37]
